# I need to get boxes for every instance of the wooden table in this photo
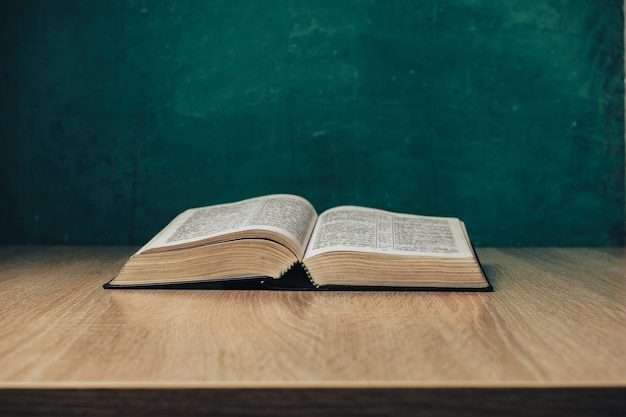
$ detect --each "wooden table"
[0,246,624,416]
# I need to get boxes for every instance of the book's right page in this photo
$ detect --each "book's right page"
[301,206,490,290]
[304,206,474,259]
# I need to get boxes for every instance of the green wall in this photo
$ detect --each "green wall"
[1,0,624,246]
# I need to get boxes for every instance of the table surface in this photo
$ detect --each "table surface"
[0,246,624,415]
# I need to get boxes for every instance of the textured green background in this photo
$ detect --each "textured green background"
[1,0,624,246]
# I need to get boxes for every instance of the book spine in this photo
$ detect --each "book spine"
[278,262,295,278]
[298,261,320,288]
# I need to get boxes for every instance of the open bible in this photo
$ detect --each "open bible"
[105,194,491,291]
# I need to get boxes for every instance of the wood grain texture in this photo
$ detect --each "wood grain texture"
[0,246,624,415]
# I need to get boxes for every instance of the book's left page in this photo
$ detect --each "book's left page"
[139,194,318,259]
[106,195,319,287]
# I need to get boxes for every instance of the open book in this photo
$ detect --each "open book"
[105,194,491,291]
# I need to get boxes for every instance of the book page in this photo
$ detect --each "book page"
[140,194,317,254]
[304,206,473,258]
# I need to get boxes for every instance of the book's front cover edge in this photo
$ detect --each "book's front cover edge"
[103,280,492,292]
[471,242,493,291]
[263,281,493,292]
[103,275,269,290]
